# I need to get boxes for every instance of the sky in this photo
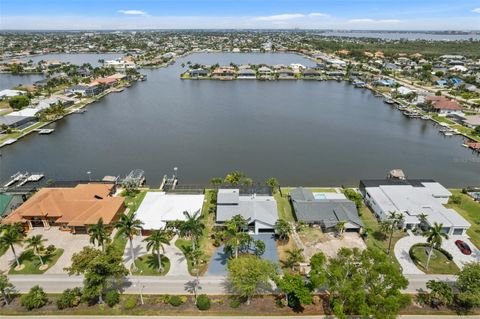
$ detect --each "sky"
[0,0,479,30]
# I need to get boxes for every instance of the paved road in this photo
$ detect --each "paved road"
[7,274,456,294]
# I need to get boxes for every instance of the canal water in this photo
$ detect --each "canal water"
[1,53,479,187]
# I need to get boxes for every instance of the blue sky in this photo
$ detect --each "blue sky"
[1,0,479,30]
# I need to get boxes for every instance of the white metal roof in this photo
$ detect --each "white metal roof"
[136,192,205,230]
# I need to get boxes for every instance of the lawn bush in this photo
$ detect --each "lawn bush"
[196,294,211,310]
[105,289,120,307]
[123,296,137,310]
[56,287,82,310]
[229,299,241,308]
[168,295,184,307]
[21,285,48,310]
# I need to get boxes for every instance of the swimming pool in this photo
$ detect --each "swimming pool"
[313,193,327,200]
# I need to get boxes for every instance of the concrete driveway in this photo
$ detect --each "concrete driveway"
[394,233,480,275]
[123,235,190,277]
[206,234,279,276]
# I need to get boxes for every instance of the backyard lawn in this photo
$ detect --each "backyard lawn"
[9,248,64,274]
[122,190,147,213]
[446,190,480,248]
[132,255,170,276]
[274,192,295,222]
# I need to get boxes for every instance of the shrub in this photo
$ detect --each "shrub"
[8,95,30,110]
[449,195,462,205]
[105,289,120,307]
[57,287,82,310]
[123,296,137,310]
[229,299,241,308]
[196,294,211,310]
[168,295,184,307]
[21,285,48,310]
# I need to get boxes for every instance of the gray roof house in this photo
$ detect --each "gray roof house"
[216,189,278,234]
[290,188,363,231]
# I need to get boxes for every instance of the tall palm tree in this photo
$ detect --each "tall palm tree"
[183,246,204,299]
[143,228,170,272]
[423,223,449,271]
[25,235,47,266]
[418,213,428,230]
[178,211,204,250]
[88,218,110,251]
[386,211,404,254]
[285,248,305,271]
[0,224,25,267]
[274,219,292,241]
[223,224,251,259]
[115,213,143,270]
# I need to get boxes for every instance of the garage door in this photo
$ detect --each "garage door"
[258,228,275,233]
[453,228,464,235]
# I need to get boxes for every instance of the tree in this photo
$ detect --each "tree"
[309,248,409,319]
[276,273,312,309]
[178,210,204,251]
[423,222,448,271]
[88,218,110,251]
[426,280,453,307]
[25,235,47,266]
[284,248,304,271]
[475,126,480,136]
[253,240,265,257]
[266,177,279,192]
[227,255,277,305]
[456,262,480,309]
[275,219,292,241]
[418,213,428,230]
[343,189,363,210]
[66,246,127,304]
[8,95,30,110]
[386,211,404,254]
[143,228,170,272]
[20,285,47,310]
[0,223,25,268]
[224,171,246,185]
[209,177,223,187]
[0,273,14,305]
[223,221,251,259]
[115,213,143,271]
[183,246,204,299]
[335,221,346,237]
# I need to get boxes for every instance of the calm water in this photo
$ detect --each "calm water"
[1,53,479,187]
[0,73,44,90]
[321,31,480,41]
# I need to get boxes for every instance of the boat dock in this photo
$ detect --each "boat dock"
[2,172,43,188]
[17,173,45,186]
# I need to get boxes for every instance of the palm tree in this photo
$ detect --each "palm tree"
[25,235,47,266]
[274,219,292,241]
[178,211,204,250]
[0,274,13,305]
[143,228,170,272]
[386,211,404,254]
[223,224,251,259]
[209,177,223,187]
[336,221,347,237]
[88,218,110,251]
[0,224,25,267]
[423,223,449,271]
[224,171,245,186]
[266,177,279,193]
[379,220,392,240]
[183,246,204,299]
[115,213,143,271]
[418,213,428,230]
[285,248,304,271]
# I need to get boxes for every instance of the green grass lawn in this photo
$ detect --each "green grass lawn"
[359,205,406,267]
[410,246,459,275]
[9,248,64,274]
[121,190,147,213]
[274,192,295,222]
[132,254,170,276]
[446,190,480,248]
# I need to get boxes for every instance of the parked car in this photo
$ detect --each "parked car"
[455,240,472,255]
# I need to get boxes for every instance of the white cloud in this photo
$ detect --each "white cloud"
[117,10,147,15]
[348,18,401,24]
[254,13,305,21]
[473,8,480,13]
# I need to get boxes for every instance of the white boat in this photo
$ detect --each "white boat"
[38,129,54,135]
[73,109,86,114]
[1,138,17,146]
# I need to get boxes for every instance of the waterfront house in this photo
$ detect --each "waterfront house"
[461,115,480,129]
[104,59,136,72]
[277,68,295,78]
[289,188,363,232]
[211,66,236,78]
[0,89,26,100]
[302,69,320,78]
[37,96,74,110]
[33,79,49,88]
[257,66,273,75]
[237,68,256,79]
[91,77,118,87]
[425,96,464,116]
[188,68,209,77]
[0,115,36,128]
[135,192,205,235]
[360,179,470,235]
[64,84,101,96]
[375,79,396,87]
[216,189,278,234]
[1,183,124,234]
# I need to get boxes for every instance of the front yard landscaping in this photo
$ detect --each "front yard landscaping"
[410,244,459,274]
[132,255,170,276]
[9,248,64,274]
[446,190,480,248]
